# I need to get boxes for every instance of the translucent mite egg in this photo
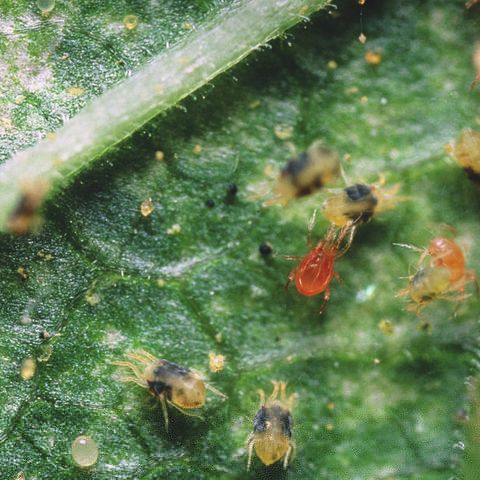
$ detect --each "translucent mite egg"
[36,0,55,13]
[72,435,98,468]
[123,15,139,31]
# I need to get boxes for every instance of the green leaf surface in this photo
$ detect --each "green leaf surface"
[1,1,480,479]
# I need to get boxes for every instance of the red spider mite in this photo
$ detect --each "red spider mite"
[286,212,356,312]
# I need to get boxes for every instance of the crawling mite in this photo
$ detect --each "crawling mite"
[274,140,340,205]
[246,381,296,470]
[322,180,402,227]
[447,129,480,184]
[398,265,452,312]
[286,212,356,312]
[112,350,226,430]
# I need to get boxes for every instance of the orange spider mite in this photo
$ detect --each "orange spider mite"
[423,237,467,283]
[286,214,356,311]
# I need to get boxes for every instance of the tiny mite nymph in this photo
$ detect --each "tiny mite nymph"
[274,141,340,205]
[246,381,296,470]
[112,350,226,430]
[322,179,403,227]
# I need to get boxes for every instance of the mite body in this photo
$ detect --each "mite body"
[322,181,402,227]
[246,381,296,470]
[274,141,340,205]
[286,217,355,311]
[113,350,225,430]
[398,236,476,312]
[447,129,480,184]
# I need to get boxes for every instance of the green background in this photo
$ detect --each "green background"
[0,0,479,478]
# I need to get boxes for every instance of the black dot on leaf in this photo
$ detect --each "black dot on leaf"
[259,242,273,256]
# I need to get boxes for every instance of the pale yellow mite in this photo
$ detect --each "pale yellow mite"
[447,129,480,183]
[322,181,403,227]
[246,381,296,470]
[273,141,340,205]
[398,266,451,313]
[112,350,226,430]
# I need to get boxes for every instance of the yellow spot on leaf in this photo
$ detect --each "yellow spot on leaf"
[21,358,36,380]
[274,125,293,140]
[327,60,338,70]
[209,352,225,373]
[67,86,85,97]
[155,150,165,161]
[378,319,394,334]
[123,15,139,30]
[193,144,203,154]
[364,51,382,65]
[17,266,28,280]
[140,198,154,217]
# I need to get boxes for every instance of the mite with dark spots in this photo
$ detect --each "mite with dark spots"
[274,141,340,205]
[112,350,226,430]
[246,381,296,470]
[322,179,403,227]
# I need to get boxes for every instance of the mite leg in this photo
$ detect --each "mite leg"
[279,381,287,402]
[116,374,148,389]
[166,399,204,420]
[307,209,318,248]
[319,287,331,314]
[257,389,265,406]
[283,442,295,469]
[159,395,169,432]
[111,360,144,381]
[206,383,227,400]
[246,433,255,471]
[126,351,157,365]
[285,268,297,291]
[269,381,280,402]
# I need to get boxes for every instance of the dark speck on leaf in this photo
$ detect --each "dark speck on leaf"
[259,242,273,256]
[227,183,238,196]
[205,199,215,208]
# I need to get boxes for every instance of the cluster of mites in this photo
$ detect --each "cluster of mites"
[112,130,479,471]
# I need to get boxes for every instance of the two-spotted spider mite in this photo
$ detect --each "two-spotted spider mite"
[322,180,402,227]
[246,381,296,470]
[447,129,480,184]
[286,212,356,312]
[112,350,226,430]
[274,141,341,205]
[398,237,476,312]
